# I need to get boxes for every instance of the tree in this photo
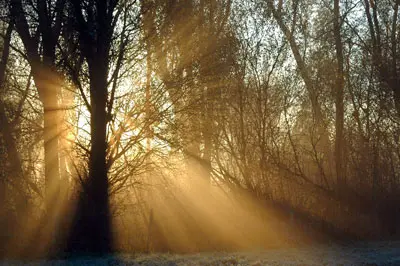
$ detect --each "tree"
[0,18,27,222]
[66,0,139,253]
[143,0,234,182]
[10,0,66,206]
[0,17,42,257]
[333,0,345,192]
[362,0,400,116]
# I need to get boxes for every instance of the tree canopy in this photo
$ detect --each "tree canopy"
[0,0,399,257]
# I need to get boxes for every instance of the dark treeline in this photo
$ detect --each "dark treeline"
[0,0,399,257]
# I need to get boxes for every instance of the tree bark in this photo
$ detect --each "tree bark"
[85,61,111,253]
[67,0,115,253]
[10,0,64,205]
[334,0,345,192]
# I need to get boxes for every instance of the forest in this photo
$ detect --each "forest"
[0,0,399,259]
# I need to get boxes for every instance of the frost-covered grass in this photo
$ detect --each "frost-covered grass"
[1,242,400,265]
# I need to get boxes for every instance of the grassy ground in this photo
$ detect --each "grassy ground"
[1,242,400,265]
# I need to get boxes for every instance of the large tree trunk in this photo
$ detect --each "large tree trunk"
[65,60,112,253]
[66,0,114,253]
[85,60,112,253]
[10,0,63,207]
[333,0,345,192]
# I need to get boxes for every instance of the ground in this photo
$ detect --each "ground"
[1,242,400,265]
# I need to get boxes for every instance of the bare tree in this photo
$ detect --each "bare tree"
[10,0,66,205]
[333,0,345,192]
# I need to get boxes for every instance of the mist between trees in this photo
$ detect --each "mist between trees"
[0,0,399,258]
